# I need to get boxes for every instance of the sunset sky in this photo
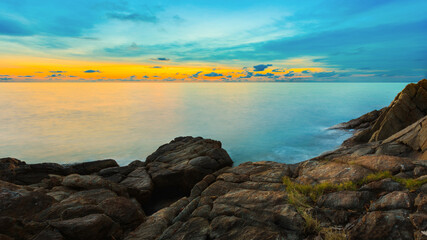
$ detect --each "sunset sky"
[0,0,426,82]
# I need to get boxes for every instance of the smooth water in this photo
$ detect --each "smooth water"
[0,82,407,165]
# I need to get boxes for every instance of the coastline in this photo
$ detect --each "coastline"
[0,79,426,240]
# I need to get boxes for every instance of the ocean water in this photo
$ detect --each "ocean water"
[0,82,407,165]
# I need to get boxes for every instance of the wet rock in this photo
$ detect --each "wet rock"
[369,191,413,211]
[348,209,414,240]
[51,214,121,240]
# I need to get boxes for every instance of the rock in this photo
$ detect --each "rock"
[415,193,427,212]
[348,209,414,240]
[0,217,46,240]
[66,159,119,175]
[157,217,210,240]
[51,214,121,240]
[60,205,104,220]
[332,108,386,130]
[296,160,372,184]
[209,215,285,240]
[317,191,373,210]
[410,213,427,231]
[99,196,145,229]
[369,191,413,211]
[60,188,118,205]
[355,79,427,143]
[360,178,404,192]
[146,136,232,192]
[62,174,128,197]
[381,115,427,159]
[348,155,415,173]
[0,181,56,220]
[119,167,153,203]
[32,227,64,240]
[98,166,134,183]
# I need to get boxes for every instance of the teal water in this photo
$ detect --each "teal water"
[0,82,407,165]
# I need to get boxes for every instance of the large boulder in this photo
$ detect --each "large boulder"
[354,79,427,143]
[145,136,233,192]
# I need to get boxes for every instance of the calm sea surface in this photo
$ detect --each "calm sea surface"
[0,82,407,165]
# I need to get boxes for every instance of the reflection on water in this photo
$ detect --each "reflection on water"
[0,82,406,165]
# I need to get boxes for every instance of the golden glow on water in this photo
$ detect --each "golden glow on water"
[0,82,407,165]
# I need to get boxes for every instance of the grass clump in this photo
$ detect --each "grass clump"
[282,176,357,202]
[321,227,347,240]
[357,170,427,191]
[359,171,393,185]
[300,210,322,235]
[394,177,427,191]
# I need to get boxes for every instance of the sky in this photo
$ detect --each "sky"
[0,0,426,82]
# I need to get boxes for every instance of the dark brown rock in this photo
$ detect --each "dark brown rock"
[99,196,145,229]
[146,136,232,192]
[348,209,414,240]
[66,159,119,175]
[62,174,128,197]
[317,191,373,210]
[369,191,413,211]
[119,167,153,203]
[0,181,56,220]
[360,178,404,192]
[51,214,121,240]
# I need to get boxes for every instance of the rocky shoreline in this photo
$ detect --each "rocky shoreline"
[1,79,426,240]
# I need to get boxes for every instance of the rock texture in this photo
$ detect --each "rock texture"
[0,136,233,240]
[352,79,427,143]
[1,79,427,240]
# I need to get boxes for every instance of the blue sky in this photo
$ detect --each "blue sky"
[0,0,426,82]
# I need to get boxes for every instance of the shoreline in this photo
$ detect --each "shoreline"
[0,79,426,240]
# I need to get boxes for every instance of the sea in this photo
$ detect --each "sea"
[0,82,408,165]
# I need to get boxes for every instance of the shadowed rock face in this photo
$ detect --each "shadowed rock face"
[146,136,233,192]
